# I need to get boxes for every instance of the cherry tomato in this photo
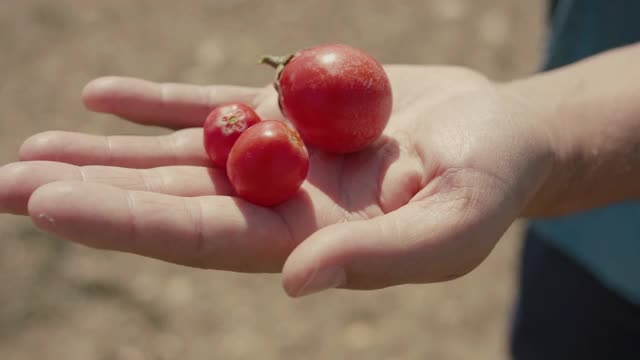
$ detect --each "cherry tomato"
[227,120,309,207]
[261,44,392,154]
[203,103,261,167]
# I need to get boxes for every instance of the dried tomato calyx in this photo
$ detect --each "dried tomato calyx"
[259,53,296,118]
[259,54,294,73]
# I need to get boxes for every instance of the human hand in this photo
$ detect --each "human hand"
[0,65,553,297]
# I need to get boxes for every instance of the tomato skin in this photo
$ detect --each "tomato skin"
[227,120,309,207]
[277,44,392,154]
[203,103,261,167]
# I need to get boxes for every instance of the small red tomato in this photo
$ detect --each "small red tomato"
[203,103,261,167]
[227,120,309,207]
[261,44,392,154]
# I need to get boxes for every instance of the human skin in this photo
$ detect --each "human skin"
[1,43,639,297]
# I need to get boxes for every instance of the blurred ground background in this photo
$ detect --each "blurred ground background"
[0,1,546,359]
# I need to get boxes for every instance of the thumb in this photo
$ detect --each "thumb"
[281,198,512,298]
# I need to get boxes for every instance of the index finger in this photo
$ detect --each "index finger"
[82,77,262,129]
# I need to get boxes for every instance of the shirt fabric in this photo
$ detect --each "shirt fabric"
[530,0,640,304]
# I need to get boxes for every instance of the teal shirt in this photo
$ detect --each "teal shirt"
[530,0,640,304]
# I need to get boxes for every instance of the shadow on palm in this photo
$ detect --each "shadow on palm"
[253,65,495,249]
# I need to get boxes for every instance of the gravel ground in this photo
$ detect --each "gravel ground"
[0,1,545,359]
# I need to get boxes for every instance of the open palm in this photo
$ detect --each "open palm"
[0,65,551,296]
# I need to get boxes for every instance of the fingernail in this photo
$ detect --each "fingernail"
[294,266,346,297]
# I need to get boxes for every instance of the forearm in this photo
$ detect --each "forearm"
[507,42,640,217]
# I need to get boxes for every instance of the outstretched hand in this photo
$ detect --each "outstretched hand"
[0,65,552,297]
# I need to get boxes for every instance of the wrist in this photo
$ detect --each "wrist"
[497,77,568,217]
[503,56,640,216]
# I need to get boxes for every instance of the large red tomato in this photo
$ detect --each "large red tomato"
[262,44,392,154]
